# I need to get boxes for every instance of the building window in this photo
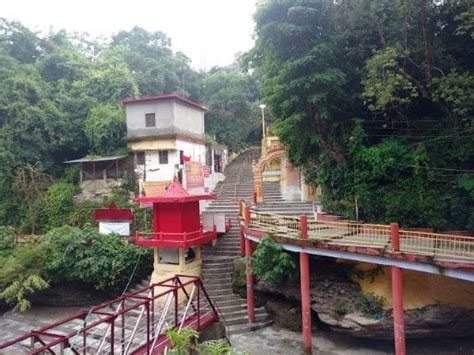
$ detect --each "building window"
[136,152,145,165]
[159,150,169,164]
[145,113,156,127]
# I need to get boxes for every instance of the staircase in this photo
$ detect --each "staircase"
[252,181,314,216]
[202,147,273,335]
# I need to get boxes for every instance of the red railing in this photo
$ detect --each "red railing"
[135,226,217,248]
[0,275,219,355]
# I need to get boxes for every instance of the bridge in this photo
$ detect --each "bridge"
[0,275,219,354]
[238,200,474,355]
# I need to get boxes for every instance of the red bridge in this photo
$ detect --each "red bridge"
[0,275,219,354]
[239,200,474,355]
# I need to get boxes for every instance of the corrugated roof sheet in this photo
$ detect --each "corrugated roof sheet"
[63,155,127,164]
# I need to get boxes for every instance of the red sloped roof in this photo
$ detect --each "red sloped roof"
[121,94,208,112]
[135,177,215,204]
[94,203,134,221]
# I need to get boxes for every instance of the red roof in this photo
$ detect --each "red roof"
[95,203,134,222]
[135,178,215,204]
[122,94,208,112]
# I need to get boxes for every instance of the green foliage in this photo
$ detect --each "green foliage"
[0,241,48,311]
[66,200,101,227]
[165,327,198,355]
[0,274,48,312]
[42,226,152,293]
[334,302,349,318]
[250,0,474,230]
[202,67,261,151]
[252,237,296,283]
[197,339,234,355]
[44,181,77,230]
[0,226,15,256]
[84,103,126,154]
[0,226,152,311]
[362,47,418,111]
[356,292,385,319]
[0,21,261,229]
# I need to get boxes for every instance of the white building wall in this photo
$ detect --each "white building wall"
[126,101,176,138]
[176,139,206,164]
[174,102,205,136]
[143,149,179,182]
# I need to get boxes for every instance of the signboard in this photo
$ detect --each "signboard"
[185,161,204,189]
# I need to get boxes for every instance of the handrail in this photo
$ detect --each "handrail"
[245,211,474,262]
[0,275,219,354]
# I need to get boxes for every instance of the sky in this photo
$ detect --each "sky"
[1,0,258,70]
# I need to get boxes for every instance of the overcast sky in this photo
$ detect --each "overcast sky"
[2,0,258,70]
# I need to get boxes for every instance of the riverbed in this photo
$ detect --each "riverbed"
[1,306,474,354]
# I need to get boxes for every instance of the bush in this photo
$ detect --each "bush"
[0,226,153,311]
[356,292,385,319]
[67,200,101,227]
[44,181,77,230]
[252,237,296,283]
[42,226,152,294]
[0,226,15,257]
[0,240,49,311]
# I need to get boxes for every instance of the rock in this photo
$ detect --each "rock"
[265,299,302,332]
[256,266,474,339]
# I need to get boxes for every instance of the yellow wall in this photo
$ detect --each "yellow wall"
[150,248,202,304]
[354,263,474,310]
[128,138,177,151]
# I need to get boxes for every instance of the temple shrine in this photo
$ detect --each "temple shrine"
[134,177,217,285]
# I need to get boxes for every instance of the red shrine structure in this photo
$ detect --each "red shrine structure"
[134,177,217,285]
[94,202,134,236]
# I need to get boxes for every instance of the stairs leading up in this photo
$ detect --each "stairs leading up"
[252,181,314,217]
[202,147,273,336]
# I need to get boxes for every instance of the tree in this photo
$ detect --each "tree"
[84,103,127,155]
[202,66,260,150]
[249,0,474,230]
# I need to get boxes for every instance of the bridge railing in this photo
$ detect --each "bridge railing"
[242,209,474,262]
[0,275,219,355]
[399,230,474,260]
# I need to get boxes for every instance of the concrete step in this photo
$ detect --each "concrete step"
[227,318,274,335]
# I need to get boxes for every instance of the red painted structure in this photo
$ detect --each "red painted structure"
[134,178,217,248]
[390,223,406,355]
[94,202,134,222]
[299,215,312,354]
[0,275,219,354]
[239,199,474,355]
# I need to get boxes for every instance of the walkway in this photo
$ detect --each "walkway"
[202,147,273,335]
[242,209,474,279]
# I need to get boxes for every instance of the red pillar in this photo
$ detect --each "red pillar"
[390,222,406,355]
[299,215,312,353]
[391,266,406,355]
[245,238,255,323]
[240,228,245,257]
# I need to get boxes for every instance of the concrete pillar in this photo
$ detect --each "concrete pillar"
[245,238,255,323]
[300,215,312,353]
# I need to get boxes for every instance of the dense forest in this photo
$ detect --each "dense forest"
[0,20,261,231]
[248,0,473,230]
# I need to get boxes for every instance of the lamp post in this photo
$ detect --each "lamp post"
[259,104,266,138]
